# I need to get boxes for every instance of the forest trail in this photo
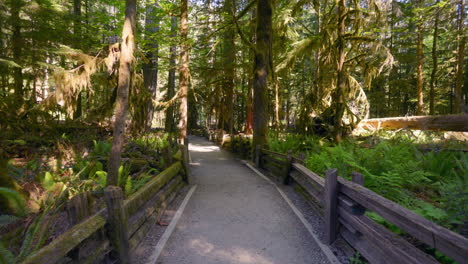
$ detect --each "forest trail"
[150,136,332,264]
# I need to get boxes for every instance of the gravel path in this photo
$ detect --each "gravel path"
[150,136,333,264]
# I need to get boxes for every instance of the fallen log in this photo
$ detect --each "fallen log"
[358,114,468,132]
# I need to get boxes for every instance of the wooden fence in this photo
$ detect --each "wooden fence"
[205,132,468,264]
[21,147,190,264]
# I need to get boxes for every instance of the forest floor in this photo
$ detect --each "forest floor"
[134,136,347,264]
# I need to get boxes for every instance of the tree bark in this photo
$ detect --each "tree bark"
[454,0,465,113]
[165,16,177,133]
[223,0,236,136]
[10,0,23,103]
[252,0,272,150]
[143,2,160,130]
[358,114,468,132]
[416,2,424,115]
[107,0,136,186]
[429,0,439,115]
[332,0,346,142]
[178,0,190,146]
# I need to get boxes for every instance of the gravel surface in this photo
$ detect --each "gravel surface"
[134,136,341,264]
[133,136,354,264]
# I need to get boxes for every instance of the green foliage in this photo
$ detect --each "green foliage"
[268,133,467,229]
[0,187,27,216]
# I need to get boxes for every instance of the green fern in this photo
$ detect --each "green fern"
[0,187,27,216]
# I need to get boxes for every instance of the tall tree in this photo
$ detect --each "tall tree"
[107,0,137,186]
[454,0,465,113]
[252,0,272,149]
[178,0,190,145]
[223,0,236,136]
[416,0,425,115]
[429,0,440,115]
[332,0,347,142]
[10,0,23,103]
[143,1,160,130]
[165,16,177,133]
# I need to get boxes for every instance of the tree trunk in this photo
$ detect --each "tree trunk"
[416,4,424,115]
[223,0,236,136]
[429,1,439,115]
[454,0,465,113]
[358,114,468,132]
[165,16,177,133]
[107,0,136,186]
[274,76,280,129]
[72,0,83,119]
[178,0,190,146]
[332,0,346,142]
[11,0,23,103]
[252,0,272,150]
[143,2,160,130]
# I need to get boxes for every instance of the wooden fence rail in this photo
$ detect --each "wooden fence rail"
[255,147,468,264]
[22,147,189,264]
[204,131,468,264]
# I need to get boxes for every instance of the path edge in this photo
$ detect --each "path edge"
[145,185,198,264]
[242,160,341,264]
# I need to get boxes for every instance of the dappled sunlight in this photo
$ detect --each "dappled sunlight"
[189,238,275,264]
[190,144,220,152]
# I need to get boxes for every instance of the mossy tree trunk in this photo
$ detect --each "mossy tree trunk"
[178,0,190,146]
[223,0,236,136]
[10,0,23,104]
[429,0,439,115]
[143,2,160,130]
[416,0,424,115]
[454,0,465,113]
[165,16,177,133]
[252,0,272,151]
[332,0,346,143]
[107,0,137,186]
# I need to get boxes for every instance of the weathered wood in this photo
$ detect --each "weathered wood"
[358,114,468,132]
[181,145,190,183]
[81,240,110,264]
[172,150,182,161]
[260,148,288,159]
[22,212,106,264]
[129,179,184,249]
[124,161,182,216]
[324,169,339,244]
[341,228,393,264]
[283,151,293,185]
[104,186,130,264]
[262,153,288,165]
[350,172,365,215]
[66,191,93,262]
[255,144,262,167]
[338,177,468,263]
[338,206,439,264]
[290,170,323,207]
[292,163,325,188]
[262,156,286,171]
[338,195,366,216]
[161,146,173,169]
[128,175,183,236]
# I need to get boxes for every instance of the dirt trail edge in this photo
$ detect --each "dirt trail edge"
[151,136,338,264]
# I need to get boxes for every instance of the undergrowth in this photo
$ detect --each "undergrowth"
[268,132,467,230]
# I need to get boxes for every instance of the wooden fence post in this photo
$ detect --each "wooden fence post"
[351,172,366,215]
[180,144,190,183]
[255,145,262,167]
[283,150,293,185]
[66,192,92,262]
[104,186,130,264]
[162,145,173,169]
[324,168,339,245]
